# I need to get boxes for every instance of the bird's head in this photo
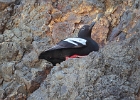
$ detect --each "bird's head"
[78,22,95,38]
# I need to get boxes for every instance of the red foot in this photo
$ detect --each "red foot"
[65,54,87,60]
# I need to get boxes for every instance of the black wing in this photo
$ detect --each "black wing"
[47,38,87,51]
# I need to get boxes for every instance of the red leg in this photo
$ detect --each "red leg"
[77,55,87,58]
[65,54,87,60]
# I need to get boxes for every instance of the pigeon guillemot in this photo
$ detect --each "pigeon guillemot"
[39,22,99,65]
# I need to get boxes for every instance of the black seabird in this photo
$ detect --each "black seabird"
[39,22,99,65]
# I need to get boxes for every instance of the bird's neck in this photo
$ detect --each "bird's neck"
[78,31,91,38]
[78,34,91,38]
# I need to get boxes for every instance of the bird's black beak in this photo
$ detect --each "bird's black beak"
[89,22,96,30]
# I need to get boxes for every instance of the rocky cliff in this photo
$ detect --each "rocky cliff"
[0,0,140,100]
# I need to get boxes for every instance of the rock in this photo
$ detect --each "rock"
[108,20,125,42]
[6,93,27,100]
[12,28,22,38]
[81,15,92,24]
[62,12,81,24]
[14,60,52,94]
[54,71,64,80]
[0,0,15,11]
[0,62,15,82]
[0,0,15,3]
[4,81,18,96]
[32,37,51,53]
[0,88,5,99]
[27,83,48,100]
[51,9,62,22]
[52,22,75,44]
[3,30,14,42]
[117,32,126,41]
[0,6,12,34]
[92,17,109,47]
[4,82,27,99]
[22,50,38,67]
[1,62,15,76]
[14,0,21,5]
[0,78,3,85]
[0,35,3,43]
[0,42,23,61]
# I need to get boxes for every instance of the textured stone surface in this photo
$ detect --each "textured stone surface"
[92,17,110,47]
[0,0,15,11]
[0,42,23,62]
[52,22,75,44]
[0,0,139,99]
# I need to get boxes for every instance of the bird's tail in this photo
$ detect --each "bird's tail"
[38,51,50,60]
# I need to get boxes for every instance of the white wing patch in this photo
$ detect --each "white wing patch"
[64,38,86,46]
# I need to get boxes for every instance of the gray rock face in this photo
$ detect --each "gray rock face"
[0,0,15,2]
[0,42,23,62]
[0,0,140,99]
[0,0,15,11]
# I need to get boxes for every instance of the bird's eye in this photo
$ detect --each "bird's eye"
[81,27,85,30]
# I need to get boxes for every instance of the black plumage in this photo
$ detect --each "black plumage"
[39,22,99,65]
